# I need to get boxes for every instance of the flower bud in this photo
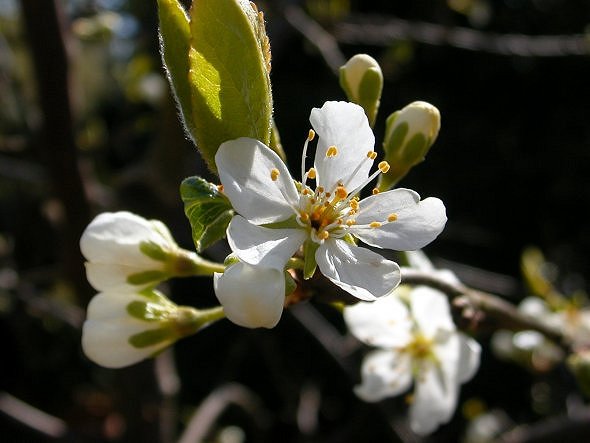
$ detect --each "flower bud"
[80,211,223,291]
[339,54,383,127]
[378,101,441,190]
[81,288,224,368]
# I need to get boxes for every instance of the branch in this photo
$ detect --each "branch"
[0,392,68,439]
[334,14,590,57]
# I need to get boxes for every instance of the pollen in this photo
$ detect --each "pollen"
[350,200,359,211]
[307,167,317,179]
[308,129,316,141]
[346,219,356,226]
[326,146,338,157]
[300,212,310,222]
[335,186,348,199]
[387,213,398,222]
[317,186,324,194]
[217,184,224,193]
[372,188,380,195]
[270,168,280,181]
[378,161,390,173]
[369,221,382,228]
[366,150,377,160]
[318,231,330,240]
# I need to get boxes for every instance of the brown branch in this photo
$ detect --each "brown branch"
[20,0,92,304]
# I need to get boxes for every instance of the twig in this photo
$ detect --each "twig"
[155,350,181,443]
[283,5,346,73]
[335,15,590,57]
[0,392,68,439]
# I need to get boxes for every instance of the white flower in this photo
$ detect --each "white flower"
[344,286,481,435]
[80,211,204,292]
[82,289,182,368]
[214,101,446,326]
[213,261,286,328]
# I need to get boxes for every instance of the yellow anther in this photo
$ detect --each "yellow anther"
[307,168,317,179]
[302,188,311,195]
[325,192,331,198]
[348,209,357,216]
[335,186,348,199]
[387,213,398,222]
[300,212,310,222]
[367,150,377,160]
[350,200,359,211]
[217,184,224,193]
[372,188,380,195]
[308,129,316,141]
[378,161,390,173]
[270,168,280,181]
[346,219,356,226]
[326,146,338,157]
[318,231,330,240]
[317,186,324,194]
[336,219,343,225]
[370,221,382,228]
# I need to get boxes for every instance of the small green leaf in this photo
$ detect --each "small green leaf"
[180,176,234,252]
[156,0,196,141]
[188,0,273,172]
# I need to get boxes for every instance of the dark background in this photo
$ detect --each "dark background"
[1,0,589,441]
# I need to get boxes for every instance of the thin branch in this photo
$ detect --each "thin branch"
[283,5,346,73]
[155,350,181,443]
[0,392,68,439]
[335,15,590,57]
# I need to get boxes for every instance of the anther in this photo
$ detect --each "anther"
[378,161,390,173]
[217,184,224,193]
[307,168,317,179]
[335,186,348,199]
[318,231,330,240]
[346,219,356,226]
[366,150,377,160]
[370,221,382,228]
[387,213,398,222]
[326,146,338,157]
[350,200,359,211]
[317,186,324,194]
[270,168,280,181]
[372,188,380,195]
[300,213,310,222]
[325,192,331,198]
[308,129,316,141]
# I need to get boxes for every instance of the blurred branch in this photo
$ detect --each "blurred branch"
[335,15,590,57]
[20,0,92,303]
[283,5,346,74]
[0,392,68,440]
[155,350,181,443]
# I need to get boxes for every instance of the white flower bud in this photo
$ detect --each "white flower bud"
[339,54,383,126]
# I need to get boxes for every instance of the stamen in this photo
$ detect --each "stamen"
[325,192,331,198]
[378,161,390,173]
[300,212,310,222]
[217,184,224,193]
[308,129,315,141]
[301,130,313,184]
[317,186,324,194]
[372,188,380,195]
[307,168,317,179]
[318,231,330,240]
[350,200,359,211]
[326,146,338,157]
[370,221,382,228]
[367,150,377,160]
[335,186,347,200]
[387,213,398,222]
[346,219,356,226]
[270,168,280,181]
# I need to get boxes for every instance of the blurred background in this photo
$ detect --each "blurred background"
[1,0,590,441]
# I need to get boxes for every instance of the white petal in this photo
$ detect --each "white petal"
[410,287,456,338]
[352,189,447,251]
[213,262,285,329]
[457,334,481,383]
[354,349,412,402]
[216,138,299,224]
[85,262,163,292]
[343,295,413,348]
[80,211,171,265]
[311,101,375,192]
[227,216,306,269]
[315,239,400,301]
[81,292,173,368]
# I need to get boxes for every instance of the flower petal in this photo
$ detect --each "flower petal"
[310,101,375,192]
[352,189,447,251]
[84,262,163,292]
[227,216,306,269]
[354,349,412,402]
[410,287,456,338]
[343,294,413,348]
[213,262,285,329]
[82,292,174,368]
[457,334,481,383]
[315,239,400,301]
[216,138,299,224]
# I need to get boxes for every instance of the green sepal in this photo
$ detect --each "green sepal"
[262,216,300,229]
[129,328,175,348]
[180,176,234,252]
[156,0,195,141]
[303,240,319,280]
[357,67,383,126]
[284,270,297,296]
[127,300,171,322]
[188,0,273,172]
[127,270,168,286]
[139,241,169,262]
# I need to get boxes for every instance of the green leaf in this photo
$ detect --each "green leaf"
[156,0,196,141]
[188,0,273,172]
[180,176,234,252]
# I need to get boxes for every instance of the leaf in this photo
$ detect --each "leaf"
[180,177,234,252]
[156,0,196,141]
[188,0,273,172]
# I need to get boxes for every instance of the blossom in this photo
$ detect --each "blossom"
[214,101,446,327]
[80,211,218,292]
[344,283,481,435]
